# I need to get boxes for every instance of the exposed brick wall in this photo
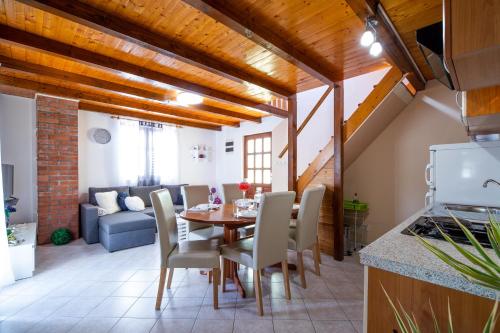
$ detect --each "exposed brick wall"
[36,95,79,244]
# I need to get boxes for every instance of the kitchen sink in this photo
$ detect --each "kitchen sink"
[443,204,500,216]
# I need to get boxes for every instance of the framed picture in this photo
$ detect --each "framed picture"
[225,140,234,153]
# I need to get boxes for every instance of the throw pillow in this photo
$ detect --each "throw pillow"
[97,207,107,216]
[125,196,145,211]
[95,190,121,215]
[117,191,129,211]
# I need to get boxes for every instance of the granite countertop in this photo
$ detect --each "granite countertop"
[359,209,498,300]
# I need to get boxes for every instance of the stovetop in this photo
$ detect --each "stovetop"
[401,215,491,248]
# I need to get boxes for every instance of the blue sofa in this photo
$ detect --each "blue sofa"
[80,184,186,252]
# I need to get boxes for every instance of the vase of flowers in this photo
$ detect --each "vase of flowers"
[239,180,251,199]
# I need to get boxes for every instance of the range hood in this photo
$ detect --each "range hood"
[416,22,455,90]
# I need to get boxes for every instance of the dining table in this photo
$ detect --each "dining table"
[180,203,298,298]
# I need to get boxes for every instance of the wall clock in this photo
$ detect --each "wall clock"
[93,128,111,144]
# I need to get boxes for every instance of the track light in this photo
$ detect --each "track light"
[360,17,382,57]
[360,30,375,47]
[369,42,382,56]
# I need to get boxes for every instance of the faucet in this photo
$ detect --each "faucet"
[483,179,500,188]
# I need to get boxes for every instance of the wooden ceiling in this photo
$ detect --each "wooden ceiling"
[0,0,440,130]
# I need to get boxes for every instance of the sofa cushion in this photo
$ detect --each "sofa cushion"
[89,186,129,206]
[162,184,187,206]
[130,185,161,207]
[142,206,155,217]
[117,192,129,211]
[95,191,121,215]
[99,211,155,234]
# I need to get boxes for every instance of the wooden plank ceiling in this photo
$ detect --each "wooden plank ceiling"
[0,0,438,130]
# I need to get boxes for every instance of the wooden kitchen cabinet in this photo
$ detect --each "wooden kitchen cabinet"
[444,0,500,91]
[366,267,498,333]
[463,85,500,135]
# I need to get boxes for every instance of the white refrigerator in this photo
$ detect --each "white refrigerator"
[425,141,500,210]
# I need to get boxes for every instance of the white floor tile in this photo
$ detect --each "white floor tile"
[313,320,357,333]
[270,299,309,320]
[15,296,72,320]
[0,315,41,333]
[304,299,348,320]
[26,316,80,333]
[161,297,203,319]
[52,296,105,317]
[233,319,274,333]
[69,317,119,333]
[79,281,123,297]
[109,317,157,333]
[273,319,315,333]
[150,318,195,333]
[87,297,137,318]
[124,297,167,318]
[112,281,152,297]
[191,319,234,333]
[128,270,160,282]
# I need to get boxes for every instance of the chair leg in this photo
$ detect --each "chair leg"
[156,267,167,310]
[281,261,291,300]
[166,268,174,289]
[222,259,227,292]
[254,269,264,316]
[212,268,219,309]
[208,270,213,284]
[297,251,307,289]
[316,236,322,264]
[313,243,321,276]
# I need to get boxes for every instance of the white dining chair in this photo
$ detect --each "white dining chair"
[222,183,254,237]
[151,189,221,310]
[288,184,326,288]
[220,191,296,316]
[181,185,224,241]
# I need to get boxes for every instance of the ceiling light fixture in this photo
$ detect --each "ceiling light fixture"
[369,42,383,57]
[176,92,203,105]
[360,17,383,57]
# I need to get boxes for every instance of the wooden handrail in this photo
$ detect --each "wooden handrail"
[297,67,403,193]
[278,85,333,158]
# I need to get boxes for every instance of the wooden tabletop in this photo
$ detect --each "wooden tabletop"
[179,204,256,227]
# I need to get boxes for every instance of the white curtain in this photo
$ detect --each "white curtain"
[117,119,179,186]
[0,139,15,287]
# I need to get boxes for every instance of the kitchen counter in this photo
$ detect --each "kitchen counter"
[359,209,497,300]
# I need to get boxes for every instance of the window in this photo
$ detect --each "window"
[244,132,272,192]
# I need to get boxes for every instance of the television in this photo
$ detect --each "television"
[1,164,14,200]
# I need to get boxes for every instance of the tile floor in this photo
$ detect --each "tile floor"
[0,238,364,333]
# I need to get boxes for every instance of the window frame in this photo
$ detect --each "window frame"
[243,132,272,192]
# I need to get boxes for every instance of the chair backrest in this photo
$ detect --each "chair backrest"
[150,189,178,267]
[181,185,210,233]
[221,183,242,203]
[253,191,296,269]
[295,184,326,251]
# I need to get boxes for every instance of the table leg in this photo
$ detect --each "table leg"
[223,226,246,298]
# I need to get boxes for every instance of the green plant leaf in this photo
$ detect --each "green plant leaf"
[448,212,498,270]
[482,300,498,333]
[397,300,421,333]
[434,224,499,277]
[429,301,441,333]
[414,233,500,290]
[381,284,411,333]
[447,301,454,333]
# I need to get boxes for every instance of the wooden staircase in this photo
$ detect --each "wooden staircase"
[291,67,416,253]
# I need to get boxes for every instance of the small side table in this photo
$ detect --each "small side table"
[8,223,37,280]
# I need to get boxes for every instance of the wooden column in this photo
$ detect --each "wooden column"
[287,95,297,191]
[333,82,344,261]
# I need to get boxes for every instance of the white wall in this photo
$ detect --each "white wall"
[344,80,469,242]
[0,94,37,224]
[272,68,391,191]
[78,110,217,201]
[215,117,281,190]
[178,126,216,186]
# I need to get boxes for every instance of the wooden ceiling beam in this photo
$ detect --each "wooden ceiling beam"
[79,102,221,131]
[0,55,166,101]
[0,25,288,118]
[181,0,338,85]
[0,73,239,127]
[16,0,293,98]
[0,55,261,123]
[345,0,426,90]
